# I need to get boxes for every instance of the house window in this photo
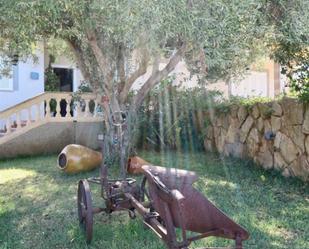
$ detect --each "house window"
[0,56,15,91]
[0,73,13,91]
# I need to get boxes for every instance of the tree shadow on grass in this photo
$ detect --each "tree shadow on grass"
[0,152,308,249]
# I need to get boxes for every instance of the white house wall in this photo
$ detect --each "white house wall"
[131,59,273,99]
[0,44,84,129]
[231,71,268,98]
[0,44,45,112]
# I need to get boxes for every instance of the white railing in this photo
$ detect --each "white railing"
[0,92,104,140]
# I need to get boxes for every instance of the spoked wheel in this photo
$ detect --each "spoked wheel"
[77,179,93,244]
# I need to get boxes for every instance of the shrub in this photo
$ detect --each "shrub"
[287,63,309,103]
[136,80,222,151]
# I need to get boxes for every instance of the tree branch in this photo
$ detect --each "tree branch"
[199,48,208,76]
[119,49,149,104]
[67,39,110,96]
[86,30,114,85]
[67,40,91,84]
[132,43,186,109]
[117,44,126,86]
[152,53,160,74]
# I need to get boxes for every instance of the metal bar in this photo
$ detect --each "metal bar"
[92,207,106,214]
[187,230,223,242]
[124,193,167,238]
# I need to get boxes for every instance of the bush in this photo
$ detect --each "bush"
[44,68,60,92]
[136,79,222,151]
[286,63,309,103]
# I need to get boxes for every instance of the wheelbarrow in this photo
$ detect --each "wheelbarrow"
[77,156,249,248]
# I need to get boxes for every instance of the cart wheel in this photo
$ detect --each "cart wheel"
[77,179,93,244]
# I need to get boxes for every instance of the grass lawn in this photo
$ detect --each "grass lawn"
[0,151,308,249]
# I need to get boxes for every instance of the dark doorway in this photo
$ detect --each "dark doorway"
[53,67,73,92]
[52,67,73,117]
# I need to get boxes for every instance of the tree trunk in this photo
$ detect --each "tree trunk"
[101,95,137,178]
[71,37,186,176]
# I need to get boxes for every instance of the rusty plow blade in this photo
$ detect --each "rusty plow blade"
[128,158,249,248]
[173,187,249,240]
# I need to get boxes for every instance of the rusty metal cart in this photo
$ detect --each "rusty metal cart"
[77,156,249,249]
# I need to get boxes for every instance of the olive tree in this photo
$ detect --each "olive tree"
[264,0,309,100]
[0,0,305,174]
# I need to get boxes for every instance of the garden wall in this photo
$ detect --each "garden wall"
[204,97,309,181]
[0,121,103,159]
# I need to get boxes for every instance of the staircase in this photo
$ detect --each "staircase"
[0,92,104,157]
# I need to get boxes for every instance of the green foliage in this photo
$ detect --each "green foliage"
[264,0,309,103]
[44,68,60,92]
[211,96,273,114]
[265,0,309,64]
[0,0,280,83]
[259,104,274,119]
[46,38,74,61]
[230,96,273,107]
[136,80,222,151]
[76,81,93,93]
[71,81,96,114]
[0,0,307,89]
[136,80,282,151]
[71,81,93,103]
[285,62,309,103]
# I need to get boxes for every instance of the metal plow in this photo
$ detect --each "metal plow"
[77,156,249,249]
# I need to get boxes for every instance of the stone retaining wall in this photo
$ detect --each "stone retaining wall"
[204,97,309,181]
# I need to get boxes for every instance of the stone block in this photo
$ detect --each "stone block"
[274,132,299,164]
[256,148,274,169]
[285,125,305,153]
[302,108,309,134]
[282,168,291,178]
[240,116,254,143]
[271,116,281,132]
[289,157,306,178]
[281,98,304,125]
[256,117,264,132]
[274,152,288,170]
[247,128,261,157]
[258,102,272,119]
[224,143,247,158]
[251,104,260,119]
[230,105,239,119]
[237,105,248,126]
[264,119,272,133]
[305,135,309,154]
[216,113,229,130]
[205,126,214,139]
[272,102,283,117]
[226,119,240,144]
[214,128,226,153]
[204,139,216,152]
